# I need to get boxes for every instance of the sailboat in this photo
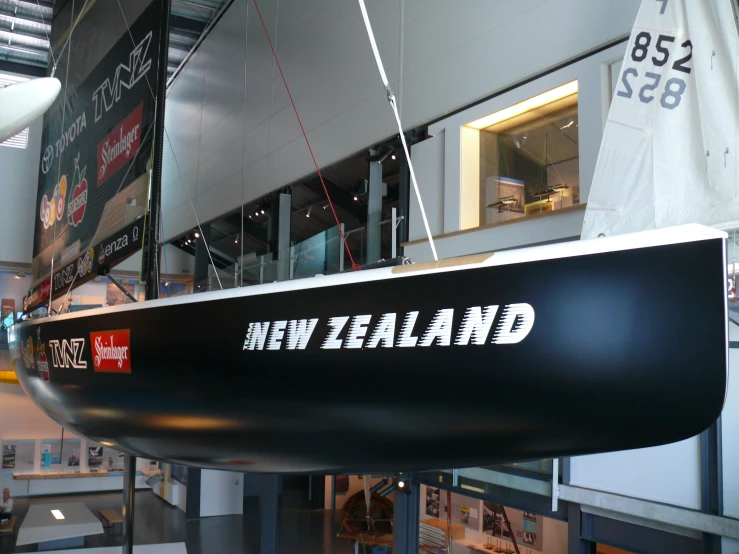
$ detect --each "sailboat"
[8,0,731,473]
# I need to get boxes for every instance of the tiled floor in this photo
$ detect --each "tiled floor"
[1,491,355,554]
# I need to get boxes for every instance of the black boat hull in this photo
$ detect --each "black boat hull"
[10,225,728,473]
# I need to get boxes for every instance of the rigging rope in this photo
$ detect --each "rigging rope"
[251,0,360,271]
[356,0,438,262]
[115,0,224,291]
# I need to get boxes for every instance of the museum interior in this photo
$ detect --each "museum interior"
[1,0,739,553]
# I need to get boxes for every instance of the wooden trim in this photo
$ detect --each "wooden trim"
[391,253,493,274]
[402,203,587,247]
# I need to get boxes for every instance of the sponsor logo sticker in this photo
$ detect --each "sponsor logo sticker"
[49,338,87,369]
[67,156,88,227]
[38,350,50,382]
[97,105,143,186]
[40,175,67,230]
[90,330,131,372]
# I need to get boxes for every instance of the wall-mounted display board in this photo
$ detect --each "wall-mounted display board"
[2,441,35,474]
[40,439,81,472]
[483,502,544,551]
[87,442,124,471]
[428,487,481,531]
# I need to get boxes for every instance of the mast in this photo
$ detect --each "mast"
[143,0,172,302]
[123,2,171,553]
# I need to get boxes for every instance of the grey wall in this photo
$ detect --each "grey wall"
[162,0,642,241]
[0,96,43,263]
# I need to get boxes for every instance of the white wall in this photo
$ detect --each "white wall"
[0,72,43,264]
[568,437,702,510]
[200,469,244,517]
[162,0,640,241]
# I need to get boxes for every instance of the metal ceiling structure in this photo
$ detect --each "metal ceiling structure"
[0,0,227,78]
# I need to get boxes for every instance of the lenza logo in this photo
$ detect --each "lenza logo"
[49,339,87,369]
[92,32,152,122]
[67,153,88,227]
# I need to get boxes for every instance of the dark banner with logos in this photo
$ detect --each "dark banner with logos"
[26,0,164,312]
[10,237,728,473]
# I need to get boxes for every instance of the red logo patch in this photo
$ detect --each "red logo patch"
[67,178,88,227]
[90,330,131,373]
[38,351,50,382]
[97,105,143,186]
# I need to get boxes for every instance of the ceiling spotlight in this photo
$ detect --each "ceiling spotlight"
[194,231,200,238]
[261,209,265,215]
[306,206,313,218]
[234,239,239,244]
[164,281,170,287]
[249,214,252,218]
[354,195,358,201]
[391,154,396,160]
[255,212,259,217]
[398,480,405,488]
[323,204,328,209]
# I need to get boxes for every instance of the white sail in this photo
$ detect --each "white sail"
[582,0,739,239]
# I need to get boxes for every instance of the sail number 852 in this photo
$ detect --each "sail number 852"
[617,31,692,110]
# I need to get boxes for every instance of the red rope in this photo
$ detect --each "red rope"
[251,0,361,271]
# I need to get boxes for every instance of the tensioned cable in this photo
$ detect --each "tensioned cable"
[356,0,438,261]
[114,0,223,290]
[48,0,75,314]
[49,0,92,78]
[34,0,57,69]
[251,0,360,271]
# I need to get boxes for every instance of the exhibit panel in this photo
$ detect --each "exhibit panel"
[420,485,568,554]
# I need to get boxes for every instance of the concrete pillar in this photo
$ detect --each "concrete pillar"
[367,149,383,264]
[277,193,291,281]
[260,474,280,554]
[193,223,211,292]
[393,479,420,554]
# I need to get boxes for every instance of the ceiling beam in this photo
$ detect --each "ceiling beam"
[0,58,45,75]
[170,14,206,35]
[302,176,364,221]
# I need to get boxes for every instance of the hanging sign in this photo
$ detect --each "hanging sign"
[25,0,164,312]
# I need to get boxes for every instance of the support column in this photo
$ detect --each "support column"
[268,191,281,256]
[193,223,211,292]
[568,503,596,554]
[701,421,722,554]
[397,136,410,250]
[122,454,136,554]
[393,479,420,554]
[367,149,383,264]
[277,192,291,282]
[260,474,280,554]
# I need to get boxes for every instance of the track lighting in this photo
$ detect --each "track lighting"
[261,209,265,215]
[306,206,313,218]
[194,231,200,238]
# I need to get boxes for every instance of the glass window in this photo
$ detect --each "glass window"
[469,81,580,226]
